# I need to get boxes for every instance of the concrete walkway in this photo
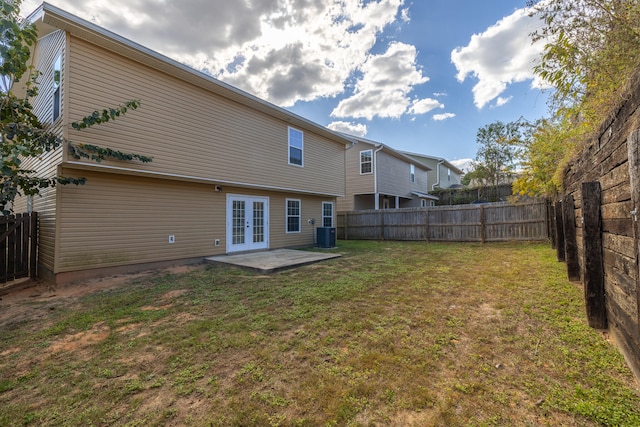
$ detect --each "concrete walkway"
[204,249,341,273]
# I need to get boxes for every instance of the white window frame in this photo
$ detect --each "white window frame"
[447,168,451,182]
[286,198,301,233]
[421,199,427,208]
[52,54,62,122]
[360,150,373,174]
[288,127,304,167]
[322,202,334,228]
[410,164,415,183]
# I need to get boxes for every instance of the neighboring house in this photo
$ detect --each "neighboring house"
[15,3,350,284]
[337,137,434,211]
[400,152,464,190]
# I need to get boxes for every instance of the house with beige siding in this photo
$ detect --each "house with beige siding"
[16,3,350,284]
[400,152,464,190]
[337,137,433,212]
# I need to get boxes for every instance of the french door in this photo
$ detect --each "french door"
[226,195,269,253]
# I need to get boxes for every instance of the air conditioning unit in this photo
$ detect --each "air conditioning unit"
[317,227,336,248]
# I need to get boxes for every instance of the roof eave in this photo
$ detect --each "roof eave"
[33,2,351,147]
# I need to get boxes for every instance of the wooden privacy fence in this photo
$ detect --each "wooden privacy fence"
[337,200,549,242]
[0,213,38,284]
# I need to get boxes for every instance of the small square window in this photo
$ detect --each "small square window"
[288,127,303,166]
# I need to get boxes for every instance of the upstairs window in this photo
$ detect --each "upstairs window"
[447,168,451,181]
[52,55,62,121]
[360,150,372,174]
[288,127,303,166]
[410,164,415,183]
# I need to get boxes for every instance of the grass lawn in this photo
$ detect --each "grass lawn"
[1,241,639,426]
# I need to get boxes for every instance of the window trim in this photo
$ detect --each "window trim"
[286,198,301,234]
[360,149,373,174]
[288,127,304,167]
[421,199,427,208]
[410,164,415,183]
[322,202,334,228]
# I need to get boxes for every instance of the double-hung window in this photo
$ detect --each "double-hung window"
[322,202,334,227]
[286,199,301,233]
[360,150,372,174]
[410,164,415,183]
[288,127,303,166]
[52,55,62,121]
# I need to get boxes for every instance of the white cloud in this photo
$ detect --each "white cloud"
[495,96,512,107]
[327,121,368,137]
[330,42,429,120]
[432,113,456,121]
[24,0,408,108]
[451,6,546,109]
[409,98,443,115]
[450,158,473,173]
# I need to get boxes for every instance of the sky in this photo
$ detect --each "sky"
[21,0,551,170]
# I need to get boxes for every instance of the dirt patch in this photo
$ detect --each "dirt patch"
[0,265,204,329]
[48,321,111,354]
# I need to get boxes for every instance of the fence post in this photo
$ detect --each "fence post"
[7,214,15,281]
[548,199,556,249]
[581,182,607,329]
[380,210,385,240]
[0,215,6,283]
[30,212,38,279]
[425,207,430,242]
[563,194,580,282]
[627,130,640,331]
[344,213,349,240]
[480,204,486,243]
[555,200,565,262]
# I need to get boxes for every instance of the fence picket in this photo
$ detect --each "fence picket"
[337,201,549,242]
[0,213,38,285]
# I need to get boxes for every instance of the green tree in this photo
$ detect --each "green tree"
[0,0,149,214]
[519,0,640,195]
[466,121,522,191]
[512,118,573,197]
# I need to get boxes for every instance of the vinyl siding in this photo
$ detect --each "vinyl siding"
[377,152,429,197]
[66,36,345,196]
[337,143,375,211]
[55,169,333,273]
[407,155,462,190]
[13,30,67,272]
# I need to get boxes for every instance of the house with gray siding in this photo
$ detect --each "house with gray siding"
[401,152,464,190]
[337,137,433,212]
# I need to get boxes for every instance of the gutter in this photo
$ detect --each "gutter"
[432,159,445,190]
[373,145,384,210]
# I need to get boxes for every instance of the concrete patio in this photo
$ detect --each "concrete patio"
[204,249,341,273]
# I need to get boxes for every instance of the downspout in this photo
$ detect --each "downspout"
[432,159,445,190]
[373,145,384,210]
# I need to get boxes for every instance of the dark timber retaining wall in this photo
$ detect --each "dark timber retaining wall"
[560,70,640,380]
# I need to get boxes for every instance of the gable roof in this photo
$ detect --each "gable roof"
[342,135,431,171]
[27,2,355,148]
[399,151,464,175]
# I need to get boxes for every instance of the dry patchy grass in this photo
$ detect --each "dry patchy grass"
[0,241,639,426]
